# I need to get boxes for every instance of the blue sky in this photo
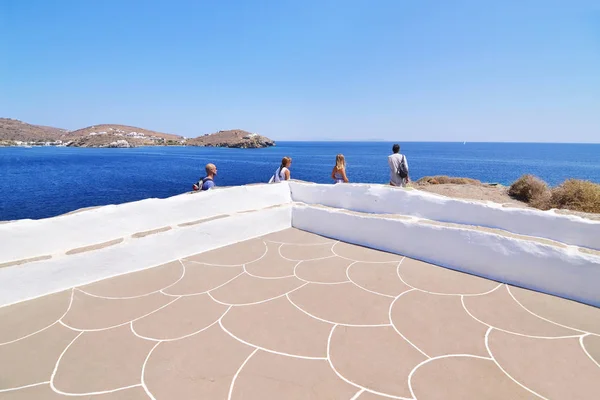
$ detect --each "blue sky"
[1,0,599,142]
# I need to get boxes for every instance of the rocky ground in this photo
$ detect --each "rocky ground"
[416,183,525,206]
[415,183,600,221]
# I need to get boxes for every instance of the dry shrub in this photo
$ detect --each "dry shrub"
[528,190,552,210]
[416,176,439,184]
[450,177,481,185]
[508,175,549,203]
[416,176,480,185]
[549,179,600,213]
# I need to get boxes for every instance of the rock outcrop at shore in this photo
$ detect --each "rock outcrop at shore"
[186,129,275,148]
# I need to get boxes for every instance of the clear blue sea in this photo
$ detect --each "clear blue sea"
[1,142,599,221]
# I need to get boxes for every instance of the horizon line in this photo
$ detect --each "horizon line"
[272,139,600,145]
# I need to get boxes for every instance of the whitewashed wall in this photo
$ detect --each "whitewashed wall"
[3,181,599,308]
[0,183,291,265]
[292,205,600,307]
[289,182,600,250]
[0,206,292,307]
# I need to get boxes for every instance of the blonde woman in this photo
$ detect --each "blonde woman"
[331,154,349,183]
[270,156,292,183]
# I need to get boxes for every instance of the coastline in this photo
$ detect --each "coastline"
[0,143,270,149]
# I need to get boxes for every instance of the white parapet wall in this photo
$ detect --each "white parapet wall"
[289,181,600,250]
[0,182,292,265]
[292,204,600,307]
[0,206,292,307]
[3,182,600,308]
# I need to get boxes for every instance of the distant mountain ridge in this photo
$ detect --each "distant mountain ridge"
[0,118,275,148]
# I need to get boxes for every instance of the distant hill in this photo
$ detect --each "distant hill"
[186,129,275,148]
[64,124,184,147]
[0,119,274,148]
[0,120,185,147]
[66,124,183,140]
[0,118,67,142]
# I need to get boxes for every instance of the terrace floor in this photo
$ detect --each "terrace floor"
[1,228,599,400]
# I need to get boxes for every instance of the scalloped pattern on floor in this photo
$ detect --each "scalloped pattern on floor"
[1,228,599,400]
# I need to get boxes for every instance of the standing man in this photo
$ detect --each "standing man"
[388,144,409,187]
[193,163,217,191]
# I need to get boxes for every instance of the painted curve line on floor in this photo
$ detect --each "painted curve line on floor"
[207,281,308,307]
[50,330,144,396]
[579,334,600,370]
[0,288,75,346]
[326,324,413,400]
[460,294,585,340]
[388,289,430,359]
[285,293,391,328]
[278,240,339,262]
[59,295,180,333]
[74,260,186,300]
[331,242,405,264]
[130,306,231,342]
[182,240,269,267]
[0,381,50,394]
[395,258,505,297]
[484,327,549,400]
[141,341,161,400]
[406,349,494,399]
[227,348,259,400]
[349,388,366,400]
[218,318,327,361]
[506,285,590,335]
[293,258,350,285]
[243,264,296,280]
[345,261,397,298]
[161,270,245,297]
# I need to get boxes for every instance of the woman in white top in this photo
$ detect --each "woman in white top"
[270,156,292,183]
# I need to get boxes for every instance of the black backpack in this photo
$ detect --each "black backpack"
[193,177,213,191]
[397,155,408,179]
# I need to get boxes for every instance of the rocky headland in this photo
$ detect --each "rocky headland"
[185,129,275,148]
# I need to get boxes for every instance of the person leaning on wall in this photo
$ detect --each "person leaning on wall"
[193,163,217,191]
[331,154,349,183]
[269,157,292,183]
[388,144,409,187]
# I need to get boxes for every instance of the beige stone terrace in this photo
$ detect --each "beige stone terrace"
[1,228,599,400]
